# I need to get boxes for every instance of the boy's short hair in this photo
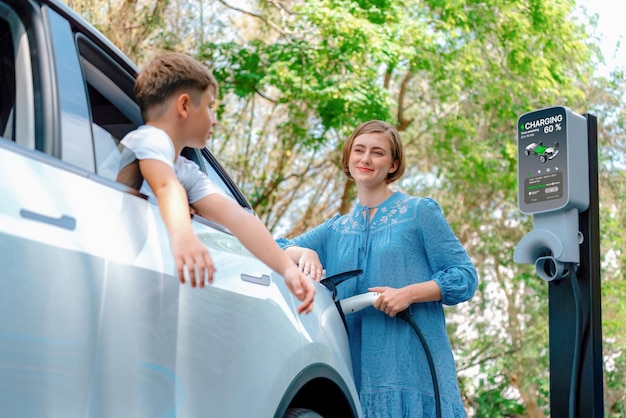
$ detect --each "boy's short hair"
[135,52,218,121]
[341,120,406,184]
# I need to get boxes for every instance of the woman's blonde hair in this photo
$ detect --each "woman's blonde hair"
[341,120,406,184]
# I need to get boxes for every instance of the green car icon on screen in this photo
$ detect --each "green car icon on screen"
[525,142,559,163]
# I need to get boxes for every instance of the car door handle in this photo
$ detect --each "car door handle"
[20,209,77,231]
[241,273,270,286]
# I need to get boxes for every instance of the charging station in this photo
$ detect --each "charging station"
[514,106,603,417]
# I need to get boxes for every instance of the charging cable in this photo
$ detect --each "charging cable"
[569,273,582,418]
[397,308,442,418]
[540,259,582,418]
[543,261,581,418]
[339,291,442,417]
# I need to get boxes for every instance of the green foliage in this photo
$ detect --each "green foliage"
[70,0,626,414]
[203,25,394,142]
[206,41,266,98]
[471,383,526,417]
[200,1,626,415]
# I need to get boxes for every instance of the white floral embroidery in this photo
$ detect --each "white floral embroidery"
[334,195,415,232]
[369,196,412,229]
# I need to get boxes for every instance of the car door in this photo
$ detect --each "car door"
[72,24,306,418]
[1,2,364,418]
[0,3,98,416]
[0,2,181,416]
[0,2,296,416]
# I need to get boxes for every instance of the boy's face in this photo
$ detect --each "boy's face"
[186,88,217,148]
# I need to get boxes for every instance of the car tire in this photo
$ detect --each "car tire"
[284,408,324,418]
[540,155,547,163]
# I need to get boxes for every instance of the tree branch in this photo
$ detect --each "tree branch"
[217,0,288,36]
[397,70,415,131]
[267,0,298,15]
[254,87,278,103]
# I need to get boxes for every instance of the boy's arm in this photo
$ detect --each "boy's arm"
[192,193,316,314]
[139,159,215,287]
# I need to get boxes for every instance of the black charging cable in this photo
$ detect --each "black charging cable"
[397,308,442,418]
[546,261,582,418]
[569,272,582,418]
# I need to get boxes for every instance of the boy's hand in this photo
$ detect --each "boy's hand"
[172,233,216,288]
[283,265,316,314]
[137,159,215,288]
[190,194,315,312]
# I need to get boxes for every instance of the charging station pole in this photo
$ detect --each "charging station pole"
[548,114,603,417]
[513,108,604,417]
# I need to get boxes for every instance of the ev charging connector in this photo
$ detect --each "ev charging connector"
[514,106,589,281]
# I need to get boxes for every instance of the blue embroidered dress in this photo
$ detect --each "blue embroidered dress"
[277,192,478,418]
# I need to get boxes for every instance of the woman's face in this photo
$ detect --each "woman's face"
[348,132,398,187]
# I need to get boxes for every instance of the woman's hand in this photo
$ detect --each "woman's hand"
[297,248,324,282]
[369,286,412,317]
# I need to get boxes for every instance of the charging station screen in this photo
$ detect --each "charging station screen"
[518,106,568,213]
[524,172,563,203]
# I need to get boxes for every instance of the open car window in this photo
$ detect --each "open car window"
[76,35,243,205]
[0,16,14,140]
[0,3,35,148]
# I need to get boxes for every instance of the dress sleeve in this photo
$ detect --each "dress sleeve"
[418,198,478,306]
[275,215,339,265]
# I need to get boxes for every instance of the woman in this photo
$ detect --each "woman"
[277,120,478,417]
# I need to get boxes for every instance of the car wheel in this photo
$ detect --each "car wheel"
[540,155,547,163]
[284,408,324,418]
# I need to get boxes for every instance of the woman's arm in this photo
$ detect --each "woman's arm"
[420,198,478,305]
[370,281,442,317]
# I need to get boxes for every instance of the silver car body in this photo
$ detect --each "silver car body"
[0,1,362,416]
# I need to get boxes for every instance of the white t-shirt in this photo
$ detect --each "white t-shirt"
[120,125,223,203]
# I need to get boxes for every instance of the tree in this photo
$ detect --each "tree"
[203,4,625,414]
[65,0,626,414]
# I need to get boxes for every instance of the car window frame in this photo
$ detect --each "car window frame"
[72,26,255,217]
[0,2,35,148]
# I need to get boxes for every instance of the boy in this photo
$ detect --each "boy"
[121,52,315,314]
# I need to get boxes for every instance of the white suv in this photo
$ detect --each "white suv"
[0,1,362,417]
